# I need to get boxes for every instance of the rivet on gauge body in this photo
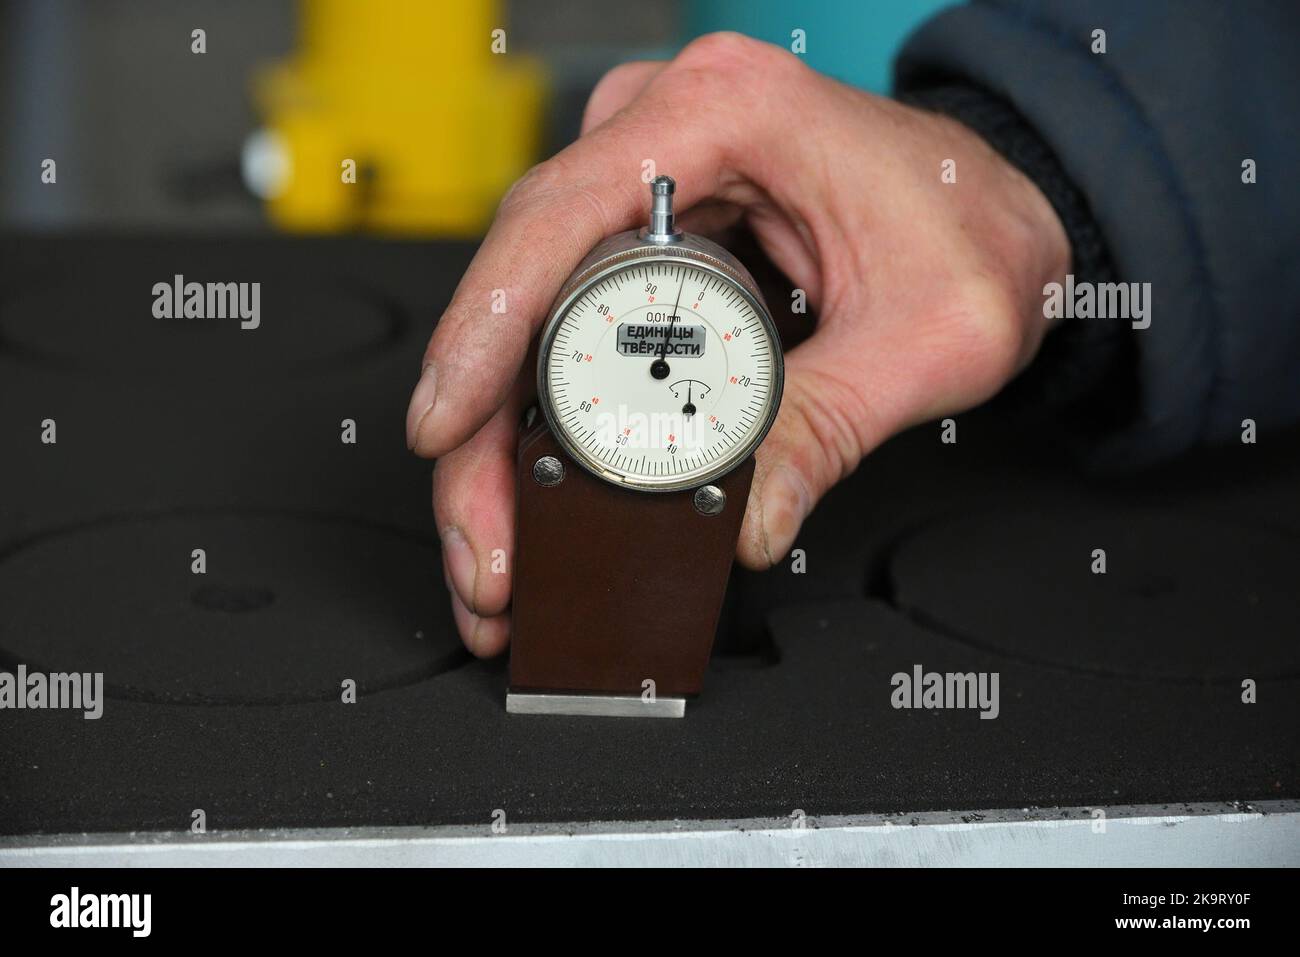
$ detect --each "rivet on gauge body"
[533,455,565,486]
[693,485,726,516]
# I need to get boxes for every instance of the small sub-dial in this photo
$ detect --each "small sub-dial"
[669,378,712,417]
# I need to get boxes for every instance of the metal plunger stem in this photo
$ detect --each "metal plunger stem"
[645,175,682,242]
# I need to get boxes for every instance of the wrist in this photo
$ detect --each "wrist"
[899,83,1100,296]
[897,81,1138,444]
[1005,148,1072,323]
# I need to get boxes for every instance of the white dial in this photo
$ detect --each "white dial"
[539,256,781,491]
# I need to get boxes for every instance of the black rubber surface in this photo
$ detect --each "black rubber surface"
[0,510,464,704]
[0,258,400,380]
[0,235,1296,835]
[890,508,1300,681]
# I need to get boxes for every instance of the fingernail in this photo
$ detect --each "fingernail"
[760,465,812,564]
[441,525,478,613]
[405,361,438,451]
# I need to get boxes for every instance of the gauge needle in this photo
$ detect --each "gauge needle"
[650,273,687,380]
[683,380,696,416]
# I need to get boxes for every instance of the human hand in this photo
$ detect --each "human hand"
[406,32,1070,655]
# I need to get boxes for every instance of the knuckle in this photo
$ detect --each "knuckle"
[676,30,761,71]
[947,282,1027,390]
[662,33,808,153]
[674,30,802,89]
[667,33,751,97]
[896,278,1031,422]
[499,158,569,214]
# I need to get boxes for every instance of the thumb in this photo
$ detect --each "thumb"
[737,339,898,570]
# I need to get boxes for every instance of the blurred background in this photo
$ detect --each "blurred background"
[0,0,951,235]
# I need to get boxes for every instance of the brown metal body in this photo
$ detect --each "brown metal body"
[509,423,754,697]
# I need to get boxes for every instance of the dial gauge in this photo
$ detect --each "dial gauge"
[538,255,783,492]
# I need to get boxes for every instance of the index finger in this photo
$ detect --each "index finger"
[405,75,730,458]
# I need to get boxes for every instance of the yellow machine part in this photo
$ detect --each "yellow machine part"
[252,0,546,236]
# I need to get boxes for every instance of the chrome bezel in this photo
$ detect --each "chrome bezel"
[537,243,784,494]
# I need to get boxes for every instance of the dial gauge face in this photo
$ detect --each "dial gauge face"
[539,257,782,491]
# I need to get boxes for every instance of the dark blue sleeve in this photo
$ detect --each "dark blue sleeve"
[894,0,1300,467]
